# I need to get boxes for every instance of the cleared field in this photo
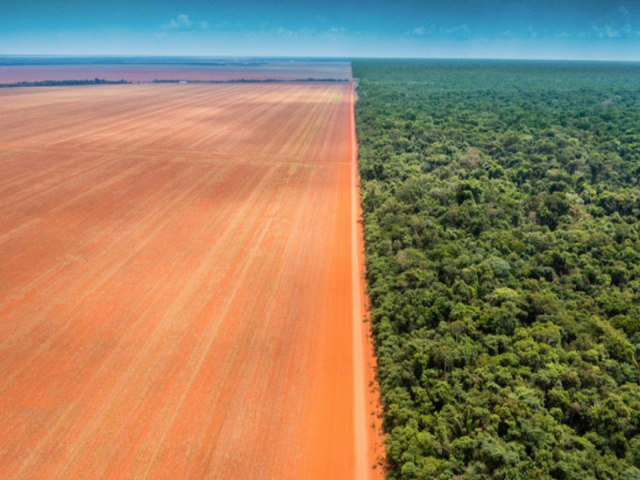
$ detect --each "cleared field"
[0,61,352,83]
[0,83,375,478]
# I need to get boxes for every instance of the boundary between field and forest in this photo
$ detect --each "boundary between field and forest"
[0,78,351,88]
[351,79,387,480]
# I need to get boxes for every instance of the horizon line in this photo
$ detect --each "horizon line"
[1,53,640,63]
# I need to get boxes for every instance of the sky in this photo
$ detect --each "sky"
[1,0,640,60]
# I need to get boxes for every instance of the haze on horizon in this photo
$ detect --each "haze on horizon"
[2,0,640,61]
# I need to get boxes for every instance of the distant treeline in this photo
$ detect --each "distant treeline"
[151,78,350,84]
[0,78,130,88]
[0,77,350,88]
[354,60,640,479]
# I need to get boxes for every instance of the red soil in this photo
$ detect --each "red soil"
[0,81,381,478]
[350,89,388,479]
[0,62,352,83]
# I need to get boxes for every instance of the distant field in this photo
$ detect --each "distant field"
[0,81,375,478]
[0,60,352,83]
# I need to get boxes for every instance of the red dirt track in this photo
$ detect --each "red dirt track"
[0,82,379,478]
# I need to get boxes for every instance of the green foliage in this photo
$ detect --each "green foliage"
[354,59,640,479]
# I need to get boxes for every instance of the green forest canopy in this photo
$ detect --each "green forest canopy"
[353,59,640,479]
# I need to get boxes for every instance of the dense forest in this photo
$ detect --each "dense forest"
[353,60,640,479]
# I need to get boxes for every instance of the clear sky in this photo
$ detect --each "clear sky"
[2,0,640,60]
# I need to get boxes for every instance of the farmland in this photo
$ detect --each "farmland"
[0,59,352,84]
[0,81,379,478]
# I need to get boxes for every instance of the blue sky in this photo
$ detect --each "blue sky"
[2,0,640,59]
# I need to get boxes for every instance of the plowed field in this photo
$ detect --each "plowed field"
[0,83,377,478]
